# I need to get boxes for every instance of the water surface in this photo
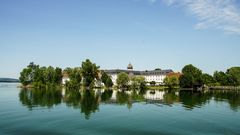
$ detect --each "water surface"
[0,83,240,135]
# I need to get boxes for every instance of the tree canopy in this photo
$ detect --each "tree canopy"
[19,62,62,87]
[131,76,146,90]
[81,59,100,88]
[179,64,203,88]
[164,76,179,89]
[116,72,130,89]
[101,71,113,88]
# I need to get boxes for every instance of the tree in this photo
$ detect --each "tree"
[164,76,179,89]
[213,71,229,86]
[66,67,82,90]
[19,68,32,86]
[179,64,203,88]
[116,72,130,89]
[101,71,108,84]
[44,66,55,84]
[226,67,240,86]
[19,62,39,86]
[131,76,146,90]
[19,62,63,87]
[101,71,113,88]
[150,81,156,86]
[201,73,215,86]
[81,59,100,87]
[54,67,63,85]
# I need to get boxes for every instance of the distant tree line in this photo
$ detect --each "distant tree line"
[19,59,114,90]
[179,64,240,88]
[20,61,240,90]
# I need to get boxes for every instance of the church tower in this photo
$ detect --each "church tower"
[127,62,133,70]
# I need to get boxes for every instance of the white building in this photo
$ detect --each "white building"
[61,63,173,86]
[104,63,173,85]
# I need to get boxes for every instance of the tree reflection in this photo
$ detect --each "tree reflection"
[130,90,145,102]
[64,89,81,108]
[64,89,100,120]
[116,91,130,105]
[19,88,62,110]
[80,89,100,119]
[209,90,240,111]
[19,88,240,119]
[179,91,212,110]
[101,89,113,102]
[163,90,179,105]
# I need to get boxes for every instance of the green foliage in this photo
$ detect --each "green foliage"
[213,67,240,86]
[131,76,146,90]
[19,62,63,87]
[54,67,63,84]
[164,76,179,89]
[179,64,203,88]
[116,72,130,89]
[19,68,32,86]
[150,81,156,86]
[226,67,240,86]
[101,72,108,84]
[201,73,215,86]
[81,59,100,87]
[213,71,229,86]
[66,67,82,90]
[19,62,39,86]
[101,71,113,88]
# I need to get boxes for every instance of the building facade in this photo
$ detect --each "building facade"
[104,63,173,85]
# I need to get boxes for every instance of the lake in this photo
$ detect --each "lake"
[0,83,240,135]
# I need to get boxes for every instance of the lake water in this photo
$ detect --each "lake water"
[0,83,240,135]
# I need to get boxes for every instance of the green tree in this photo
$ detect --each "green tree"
[131,76,146,90]
[101,71,108,84]
[19,62,39,86]
[19,68,32,86]
[201,73,215,86]
[226,67,240,86]
[164,76,179,89]
[19,62,63,88]
[150,81,156,86]
[54,67,63,85]
[179,64,203,88]
[101,71,113,88]
[213,71,229,86]
[116,72,130,89]
[44,66,55,84]
[81,59,100,87]
[66,67,82,90]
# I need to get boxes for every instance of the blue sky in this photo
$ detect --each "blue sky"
[1,0,240,78]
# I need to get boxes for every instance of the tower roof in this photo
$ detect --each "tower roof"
[127,63,133,69]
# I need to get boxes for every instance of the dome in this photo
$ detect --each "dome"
[127,63,133,70]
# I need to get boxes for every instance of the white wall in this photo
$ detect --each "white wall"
[109,74,167,85]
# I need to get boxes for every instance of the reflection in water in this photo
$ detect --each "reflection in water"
[179,91,212,110]
[209,90,240,111]
[19,88,62,110]
[19,88,240,119]
[64,89,99,120]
